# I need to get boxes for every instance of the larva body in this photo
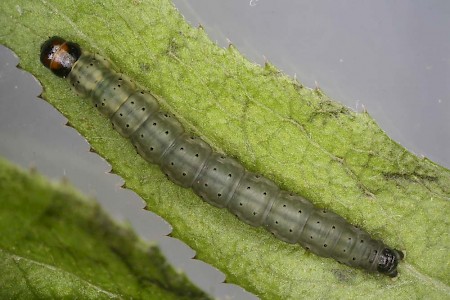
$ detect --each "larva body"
[40,37,403,277]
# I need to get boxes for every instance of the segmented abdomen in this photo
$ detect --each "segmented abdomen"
[68,52,395,274]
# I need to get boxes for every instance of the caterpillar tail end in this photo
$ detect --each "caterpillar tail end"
[377,248,404,277]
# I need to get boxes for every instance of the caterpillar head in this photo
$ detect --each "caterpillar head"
[377,248,404,277]
[40,36,81,78]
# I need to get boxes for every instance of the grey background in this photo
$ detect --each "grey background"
[0,1,449,299]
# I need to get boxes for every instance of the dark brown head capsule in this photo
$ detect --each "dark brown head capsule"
[40,36,81,78]
[377,248,404,277]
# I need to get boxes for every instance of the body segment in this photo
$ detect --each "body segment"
[40,37,403,277]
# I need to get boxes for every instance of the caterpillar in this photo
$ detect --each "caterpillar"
[40,36,403,277]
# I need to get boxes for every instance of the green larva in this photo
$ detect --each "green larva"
[40,36,404,277]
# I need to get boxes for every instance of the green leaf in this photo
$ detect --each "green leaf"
[0,158,211,299]
[1,0,449,299]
